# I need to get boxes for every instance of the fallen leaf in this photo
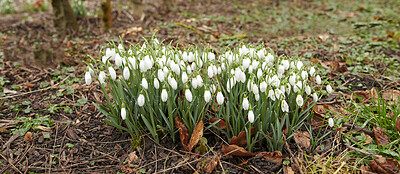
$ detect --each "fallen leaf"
[309,58,321,64]
[229,127,256,146]
[364,134,373,145]
[258,151,283,163]
[25,83,35,88]
[285,166,295,174]
[381,90,400,103]
[294,130,310,149]
[209,118,227,130]
[186,120,204,152]
[205,155,220,173]
[368,157,400,174]
[322,61,347,73]
[35,125,51,132]
[360,165,375,174]
[221,144,255,157]
[396,118,400,132]
[373,127,389,146]
[3,88,17,94]
[175,116,189,150]
[24,132,33,142]
[0,127,10,134]
[127,152,139,165]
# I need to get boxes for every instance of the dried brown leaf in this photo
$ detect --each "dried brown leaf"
[209,118,227,130]
[285,166,295,174]
[175,116,189,151]
[24,132,33,142]
[369,157,400,174]
[258,151,283,163]
[229,127,256,146]
[186,120,204,152]
[25,83,35,88]
[373,127,390,146]
[205,155,220,173]
[396,118,400,132]
[360,165,375,174]
[221,145,255,157]
[294,130,310,149]
[0,127,10,134]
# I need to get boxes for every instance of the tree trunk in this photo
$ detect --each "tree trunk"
[51,0,78,36]
[101,0,112,31]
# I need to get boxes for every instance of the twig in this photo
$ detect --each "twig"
[284,135,304,174]
[342,123,374,137]
[0,153,23,174]
[0,74,71,100]
[344,139,382,158]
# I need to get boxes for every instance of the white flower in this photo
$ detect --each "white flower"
[268,89,275,101]
[208,66,214,78]
[154,78,160,89]
[248,109,254,123]
[255,94,260,101]
[296,95,304,107]
[309,67,316,77]
[185,89,193,102]
[196,75,203,87]
[316,75,322,84]
[115,54,122,67]
[266,53,274,63]
[128,57,137,70]
[257,69,263,79]
[121,107,126,120]
[118,44,124,51]
[296,81,303,91]
[191,77,198,89]
[216,91,224,105]
[328,118,334,128]
[293,85,299,93]
[138,94,145,107]
[217,66,222,74]
[161,89,168,102]
[144,55,153,70]
[296,61,303,70]
[105,48,116,61]
[158,69,165,82]
[242,97,249,110]
[139,60,146,72]
[281,100,289,112]
[275,89,284,100]
[141,78,148,89]
[289,75,296,86]
[243,58,251,70]
[212,65,218,75]
[260,81,267,93]
[99,71,106,84]
[123,67,130,80]
[305,85,311,95]
[282,60,290,70]
[168,76,178,90]
[85,72,92,85]
[278,65,285,75]
[313,93,318,102]
[204,90,211,103]
[88,66,95,76]
[286,83,291,95]
[301,71,308,80]
[108,67,116,80]
[171,62,180,75]
[326,85,333,93]
[187,65,192,74]
[182,72,188,84]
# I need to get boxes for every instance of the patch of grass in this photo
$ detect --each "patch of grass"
[12,114,54,136]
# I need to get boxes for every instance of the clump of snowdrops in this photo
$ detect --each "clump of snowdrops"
[85,38,333,152]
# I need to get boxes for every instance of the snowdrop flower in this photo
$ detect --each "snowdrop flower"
[275,89,284,100]
[161,89,168,102]
[108,67,116,80]
[163,66,169,77]
[255,93,260,101]
[154,78,160,89]
[99,71,106,84]
[208,66,214,78]
[182,72,188,84]
[242,97,249,110]
[282,60,290,70]
[326,85,333,93]
[257,69,263,79]
[185,88,193,102]
[268,89,275,101]
[293,85,300,93]
[243,58,251,70]
[88,66,95,76]
[257,49,265,58]
[168,76,178,90]
[289,75,296,86]
[216,91,224,105]
[296,61,303,70]
[192,77,198,89]
[260,81,267,93]
[328,118,334,128]
[301,71,308,80]
[266,53,274,63]
[252,83,259,95]
[296,95,304,107]
[121,107,126,120]
[123,67,130,80]
[188,52,195,62]
[196,75,203,87]
[170,62,180,75]
[204,90,211,103]
[158,69,165,82]
[187,65,192,74]
[138,93,145,107]
[102,56,108,64]
[191,62,197,71]
[313,93,318,102]
[139,60,146,73]
[212,65,218,75]
[286,84,291,95]
[281,100,289,113]
[296,81,303,90]
[309,67,316,77]
[141,78,148,89]
[278,65,285,76]
[115,54,122,67]
[316,75,322,84]
[217,66,222,74]
[118,44,124,52]
[248,109,254,123]
[128,57,137,70]
[305,85,311,95]
[105,48,116,61]
[85,72,92,85]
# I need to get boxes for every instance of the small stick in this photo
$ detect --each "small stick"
[344,140,382,158]
[342,123,374,137]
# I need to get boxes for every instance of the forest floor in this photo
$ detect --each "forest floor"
[0,0,399,173]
